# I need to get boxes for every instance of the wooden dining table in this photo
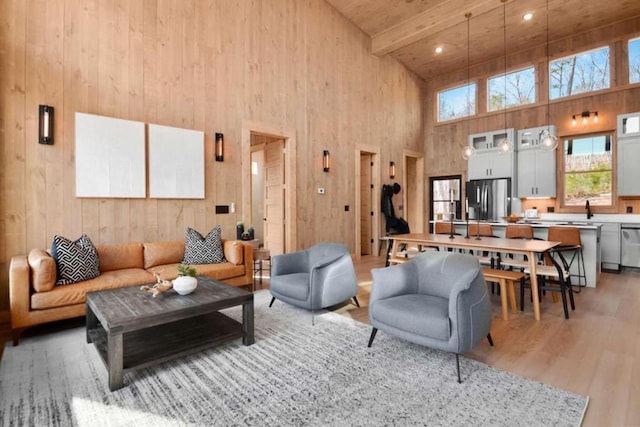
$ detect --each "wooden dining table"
[386,233,561,321]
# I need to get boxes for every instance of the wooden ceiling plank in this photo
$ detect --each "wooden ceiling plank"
[371,0,501,56]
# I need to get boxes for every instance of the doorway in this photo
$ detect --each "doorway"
[403,150,425,233]
[355,145,381,259]
[242,121,297,255]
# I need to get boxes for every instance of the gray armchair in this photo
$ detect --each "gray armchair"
[368,251,493,383]
[269,243,359,313]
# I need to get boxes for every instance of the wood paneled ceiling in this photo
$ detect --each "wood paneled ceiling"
[325,0,640,80]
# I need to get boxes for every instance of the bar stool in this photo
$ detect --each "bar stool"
[434,221,457,235]
[547,226,586,290]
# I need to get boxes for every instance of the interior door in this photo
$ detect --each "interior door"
[264,139,285,255]
[360,154,373,255]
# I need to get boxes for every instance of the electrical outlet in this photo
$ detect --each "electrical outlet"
[317,187,325,194]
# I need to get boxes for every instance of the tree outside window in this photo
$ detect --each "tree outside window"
[564,134,613,206]
[437,83,476,122]
[550,46,610,100]
[629,37,640,84]
[487,67,535,112]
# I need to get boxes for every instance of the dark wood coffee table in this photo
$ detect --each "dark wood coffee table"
[86,276,254,391]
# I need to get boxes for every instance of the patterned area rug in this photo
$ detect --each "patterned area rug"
[0,290,588,426]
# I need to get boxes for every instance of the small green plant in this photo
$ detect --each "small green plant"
[177,264,196,277]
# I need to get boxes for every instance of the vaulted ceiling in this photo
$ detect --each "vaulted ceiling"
[325,0,640,80]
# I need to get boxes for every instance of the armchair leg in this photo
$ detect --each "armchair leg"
[487,333,494,347]
[352,296,360,308]
[367,328,378,347]
[269,297,276,307]
[456,354,462,384]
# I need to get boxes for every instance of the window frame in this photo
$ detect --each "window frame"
[436,82,477,123]
[560,131,617,213]
[486,65,536,112]
[549,45,611,100]
[629,36,640,85]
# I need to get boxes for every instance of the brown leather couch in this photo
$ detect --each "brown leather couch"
[9,239,253,345]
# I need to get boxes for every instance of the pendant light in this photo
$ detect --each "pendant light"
[539,0,559,150]
[497,0,513,154]
[461,12,475,160]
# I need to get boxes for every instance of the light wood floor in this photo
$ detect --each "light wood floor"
[2,255,639,426]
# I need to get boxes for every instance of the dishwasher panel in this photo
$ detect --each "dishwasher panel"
[621,224,640,268]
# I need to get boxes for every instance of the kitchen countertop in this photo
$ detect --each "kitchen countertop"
[530,213,640,224]
[442,220,601,229]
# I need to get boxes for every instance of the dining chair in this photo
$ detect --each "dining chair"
[499,224,535,270]
[468,223,497,267]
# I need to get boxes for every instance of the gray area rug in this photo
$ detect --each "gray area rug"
[1,290,588,426]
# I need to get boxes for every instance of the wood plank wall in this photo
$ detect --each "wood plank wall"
[425,16,640,216]
[0,0,425,311]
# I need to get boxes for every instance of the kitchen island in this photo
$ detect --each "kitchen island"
[436,220,601,287]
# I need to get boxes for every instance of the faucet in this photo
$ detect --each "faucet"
[586,200,593,219]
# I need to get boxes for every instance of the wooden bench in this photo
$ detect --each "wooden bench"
[482,268,524,320]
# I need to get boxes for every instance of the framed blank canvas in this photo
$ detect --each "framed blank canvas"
[75,112,146,198]
[148,124,205,199]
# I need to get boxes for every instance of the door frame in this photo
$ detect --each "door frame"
[242,120,297,252]
[354,145,381,260]
[403,149,425,233]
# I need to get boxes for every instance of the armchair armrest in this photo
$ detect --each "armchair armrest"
[370,262,418,303]
[272,250,308,276]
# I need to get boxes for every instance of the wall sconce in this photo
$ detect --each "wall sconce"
[322,150,330,172]
[389,161,396,179]
[39,105,54,145]
[572,111,598,126]
[215,132,224,162]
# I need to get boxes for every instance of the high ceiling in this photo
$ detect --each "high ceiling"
[325,0,640,80]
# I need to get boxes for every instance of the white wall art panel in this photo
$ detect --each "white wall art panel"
[148,124,205,199]
[75,112,146,198]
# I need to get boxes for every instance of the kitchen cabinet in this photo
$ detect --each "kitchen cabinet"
[517,149,556,197]
[600,222,621,270]
[468,151,514,179]
[618,137,640,196]
[516,125,556,198]
[617,112,640,139]
[467,128,516,180]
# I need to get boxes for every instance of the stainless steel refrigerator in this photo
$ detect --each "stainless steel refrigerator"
[466,178,511,222]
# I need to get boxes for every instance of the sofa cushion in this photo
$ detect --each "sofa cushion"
[144,240,184,269]
[183,226,225,264]
[223,240,244,266]
[151,262,245,282]
[31,268,155,310]
[51,234,100,286]
[97,243,144,272]
[27,249,57,293]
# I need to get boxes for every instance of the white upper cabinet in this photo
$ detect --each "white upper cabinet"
[467,129,516,180]
[618,112,640,139]
[516,126,557,198]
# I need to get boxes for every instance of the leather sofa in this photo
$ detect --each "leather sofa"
[9,239,253,345]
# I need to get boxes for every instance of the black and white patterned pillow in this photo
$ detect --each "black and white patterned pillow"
[51,234,101,285]
[183,226,225,265]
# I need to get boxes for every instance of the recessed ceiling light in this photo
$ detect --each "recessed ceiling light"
[523,12,533,21]
[435,46,443,54]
